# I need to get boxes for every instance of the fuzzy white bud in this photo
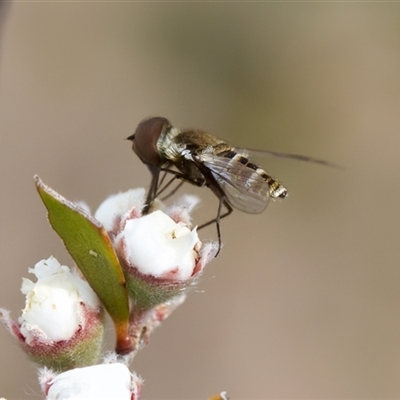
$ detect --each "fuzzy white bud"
[19,256,100,344]
[44,364,141,400]
[116,210,201,280]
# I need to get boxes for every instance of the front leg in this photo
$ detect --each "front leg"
[143,166,205,214]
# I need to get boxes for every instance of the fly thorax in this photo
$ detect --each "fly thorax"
[201,145,216,154]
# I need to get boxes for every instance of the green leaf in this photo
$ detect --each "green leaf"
[35,176,132,354]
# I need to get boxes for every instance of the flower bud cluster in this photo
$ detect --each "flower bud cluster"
[0,183,218,399]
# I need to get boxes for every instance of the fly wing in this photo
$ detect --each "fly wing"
[197,153,270,214]
[239,148,340,168]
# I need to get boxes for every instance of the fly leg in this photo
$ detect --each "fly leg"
[198,197,232,257]
[161,180,184,201]
[155,174,180,199]
[143,167,201,213]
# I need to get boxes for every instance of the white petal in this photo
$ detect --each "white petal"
[116,210,201,281]
[175,194,201,213]
[95,188,145,232]
[46,364,138,400]
[19,257,100,343]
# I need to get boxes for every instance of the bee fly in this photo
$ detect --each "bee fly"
[127,116,332,256]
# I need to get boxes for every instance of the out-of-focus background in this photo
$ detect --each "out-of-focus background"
[1,3,400,399]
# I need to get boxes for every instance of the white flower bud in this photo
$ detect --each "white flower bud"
[19,256,100,344]
[0,257,104,369]
[43,364,141,400]
[116,210,201,281]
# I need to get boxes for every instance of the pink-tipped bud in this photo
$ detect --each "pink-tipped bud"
[94,189,217,311]
[0,257,104,370]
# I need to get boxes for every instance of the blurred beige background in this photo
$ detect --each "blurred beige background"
[1,3,400,399]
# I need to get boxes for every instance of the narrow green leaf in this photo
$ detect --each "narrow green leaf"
[35,176,131,353]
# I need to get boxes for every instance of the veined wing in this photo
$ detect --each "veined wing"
[197,153,272,214]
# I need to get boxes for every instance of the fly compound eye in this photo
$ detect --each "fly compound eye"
[128,117,170,166]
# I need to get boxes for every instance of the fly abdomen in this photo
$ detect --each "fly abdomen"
[264,177,288,199]
[227,152,288,199]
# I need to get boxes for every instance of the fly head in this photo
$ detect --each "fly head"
[127,117,172,167]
